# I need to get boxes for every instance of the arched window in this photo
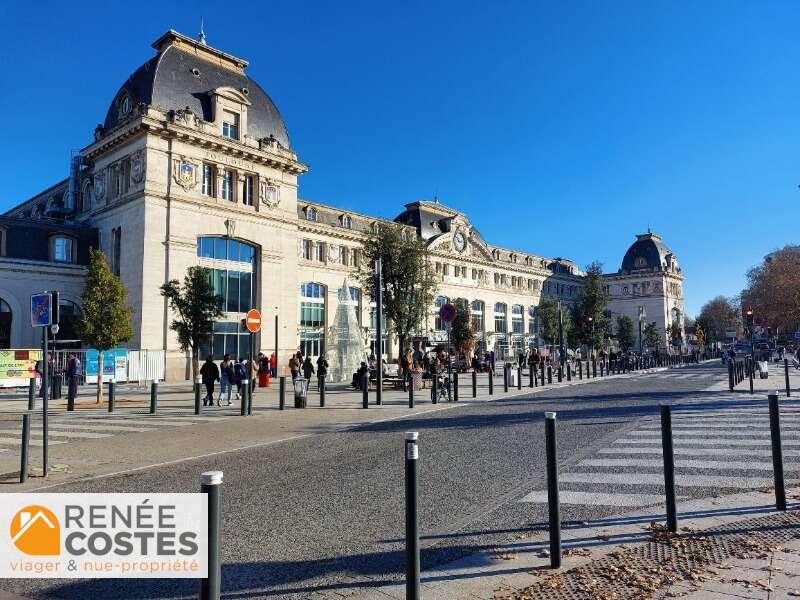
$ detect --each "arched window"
[471,300,485,338]
[511,304,524,334]
[434,295,449,331]
[494,303,507,334]
[196,236,258,359]
[340,214,352,229]
[300,282,326,357]
[0,298,11,349]
[306,207,317,222]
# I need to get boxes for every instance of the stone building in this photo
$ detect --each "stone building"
[1,30,684,379]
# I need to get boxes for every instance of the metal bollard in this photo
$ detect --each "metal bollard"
[150,381,158,414]
[517,367,522,390]
[194,382,201,415]
[108,381,116,413]
[320,378,326,407]
[544,412,561,569]
[279,376,286,410]
[768,392,787,511]
[541,361,546,386]
[567,363,571,381]
[592,360,597,378]
[529,364,534,388]
[362,374,369,408]
[28,378,35,411]
[557,366,563,383]
[432,374,439,404]
[547,365,552,384]
[405,432,421,600]
[579,361,583,379]
[247,380,254,415]
[488,370,494,395]
[409,380,414,408]
[199,471,223,600]
[660,403,678,533]
[503,365,509,393]
[19,413,31,484]
[749,358,754,394]
[728,362,734,391]
[785,359,791,397]
[240,379,248,416]
[600,362,604,377]
[472,370,477,398]
[454,373,459,402]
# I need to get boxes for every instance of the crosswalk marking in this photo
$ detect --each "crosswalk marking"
[0,429,110,439]
[70,418,192,427]
[519,491,667,506]
[47,423,156,433]
[638,422,800,429]
[599,446,800,457]
[0,437,65,447]
[614,438,800,446]
[627,430,799,438]
[578,458,788,471]
[559,472,778,488]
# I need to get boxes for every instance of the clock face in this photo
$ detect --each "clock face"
[454,231,467,252]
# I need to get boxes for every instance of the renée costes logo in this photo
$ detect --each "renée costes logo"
[1,494,208,578]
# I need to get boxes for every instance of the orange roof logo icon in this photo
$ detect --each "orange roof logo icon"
[9,505,60,556]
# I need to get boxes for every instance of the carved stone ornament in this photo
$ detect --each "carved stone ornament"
[131,150,145,184]
[225,219,236,239]
[260,181,280,208]
[173,158,198,191]
[328,244,339,262]
[94,170,106,201]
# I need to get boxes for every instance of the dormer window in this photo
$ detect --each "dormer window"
[222,110,240,140]
[306,207,317,221]
[51,235,75,263]
[340,215,352,229]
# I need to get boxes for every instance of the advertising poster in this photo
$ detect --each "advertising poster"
[85,348,128,384]
[0,350,42,388]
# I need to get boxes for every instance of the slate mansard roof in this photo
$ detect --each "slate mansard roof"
[619,232,677,273]
[102,30,291,148]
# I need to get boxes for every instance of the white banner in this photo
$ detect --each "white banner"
[0,493,207,578]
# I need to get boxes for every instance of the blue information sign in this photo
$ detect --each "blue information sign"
[30,293,52,327]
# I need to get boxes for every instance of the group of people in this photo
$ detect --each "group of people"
[288,351,329,389]
[200,351,278,407]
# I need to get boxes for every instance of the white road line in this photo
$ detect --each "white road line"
[47,423,155,433]
[614,438,800,446]
[578,458,788,471]
[627,430,799,438]
[0,429,110,439]
[639,422,800,429]
[71,418,192,427]
[599,447,800,457]
[0,437,65,447]
[518,490,666,506]
[560,472,778,488]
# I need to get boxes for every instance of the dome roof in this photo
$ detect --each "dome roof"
[620,232,675,272]
[102,31,291,148]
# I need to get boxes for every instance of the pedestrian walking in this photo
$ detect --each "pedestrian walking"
[302,356,315,387]
[66,352,82,406]
[200,356,219,406]
[316,354,328,388]
[289,353,300,382]
[218,354,234,406]
[233,357,247,400]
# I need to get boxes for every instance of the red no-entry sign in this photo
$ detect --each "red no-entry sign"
[245,309,262,333]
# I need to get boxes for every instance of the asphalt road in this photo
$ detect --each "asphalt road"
[2,362,790,599]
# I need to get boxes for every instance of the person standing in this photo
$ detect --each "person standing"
[316,354,328,390]
[269,352,277,378]
[218,354,234,406]
[66,352,82,409]
[258,353,270,388]
[200,356,219,407]
[302,356,315,389]
[289,353,300,382]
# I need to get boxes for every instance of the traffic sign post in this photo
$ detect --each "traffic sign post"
[242,310,262,416]
[31,292,57,478]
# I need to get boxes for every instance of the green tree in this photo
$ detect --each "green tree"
[569,261,608,356]
[450,299,475,357]
[616,315,636,352]
[670,321,683,349]
[537,299,572,346]
[80,249,133,404]
[359,224,438,371]
[643,322,661,351]
[160,266,224,382]
[695,323,706,349]
[696,296,740,343]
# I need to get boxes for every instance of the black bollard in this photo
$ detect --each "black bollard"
[194,382,201,415]
[454,373,459,402]
[785,359,791,397]
[28,377,35,410]
[108,381,116,413]
[362,374,369,408]
[600,362,604,377]
[488,370,494,395]
[557,366,563,383]
[279,376,286,410]
[320,378,326,407]
[405,432,421,600]
[472,370,477,398]
[567,363,571,381]
[247,380,254,415]
[768,392,787,511]
[150,381,158,414]
[541,361,546,386]
[547,365,552,384]
[409,380,414,408]
[660,403,678,533]
[545,412,561,569]
[240,379,248,416]
[592,360,597,378]
[579,361,583,380]
[432,374,439,404]
[728,362,734,391]
[517,366,522,390]
[749,358,754,394]
[503,365,509,393]
[199,471,223,600]
[529,364,534,388]
[19,413,31,484]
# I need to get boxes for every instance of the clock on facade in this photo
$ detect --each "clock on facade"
[453,231,467,252]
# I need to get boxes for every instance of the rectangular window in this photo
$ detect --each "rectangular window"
[300,302,325,327]
[227,271,240,313]
[299,331,324,358]
[314,241,324,262]
[53,237,73,263]
[120,160,130,195]
[222,110,239,140]
[443,264,449,276]
[221,170,233,201]
[112,227,121,276]
[302,239,312,260]
[202,165,215,197]
[110,167,121,199]
[352,249,360,268]
[239,271,252,312]
[242,175,254,206]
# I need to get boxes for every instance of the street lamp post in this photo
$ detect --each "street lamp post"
[375,257,383,405]
[557,301,565,367]
[638,305,646,353]
[586,315,594,359]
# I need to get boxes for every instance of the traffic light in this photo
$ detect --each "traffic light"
[745,308,754,328]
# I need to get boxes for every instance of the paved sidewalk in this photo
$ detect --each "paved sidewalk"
[351,488,800,600]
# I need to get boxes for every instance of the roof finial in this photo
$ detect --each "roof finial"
[199,17,207,45]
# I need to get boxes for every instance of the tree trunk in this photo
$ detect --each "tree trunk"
[96,353,104,404]
[191,350,200,385]
[398,333,407,375]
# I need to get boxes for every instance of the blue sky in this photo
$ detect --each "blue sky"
[2,1,798,316]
